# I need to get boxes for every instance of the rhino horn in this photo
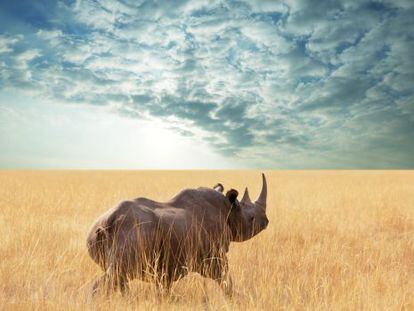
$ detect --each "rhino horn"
[255,173,267,210]
[241,187,251,203]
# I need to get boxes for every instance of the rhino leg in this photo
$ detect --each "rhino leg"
[92,267,129,296]
[214,264,233,297]
[201,255,233,297]
[155,279,172,297]
[219,271,233,297]
[106,266,130,295]
[92,274,111,296]
[92,275,104,296]
[119,276,129,295]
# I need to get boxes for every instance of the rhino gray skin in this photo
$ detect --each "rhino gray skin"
[86,174,269,296]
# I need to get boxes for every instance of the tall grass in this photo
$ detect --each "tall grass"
[0,170,413,310]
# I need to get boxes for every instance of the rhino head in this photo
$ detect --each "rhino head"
[225,173,269,242]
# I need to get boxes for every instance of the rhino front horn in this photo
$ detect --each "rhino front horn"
[255,173,267,210]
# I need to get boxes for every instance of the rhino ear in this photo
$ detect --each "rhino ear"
[213,183,224,193]
[225,189,239,204]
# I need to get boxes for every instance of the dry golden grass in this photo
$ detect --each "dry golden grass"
[1,170,414,310]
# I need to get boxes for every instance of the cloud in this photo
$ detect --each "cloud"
[0,0,413,168]
[0,34,22,53]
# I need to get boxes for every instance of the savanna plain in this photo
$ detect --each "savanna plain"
[1,170,413,310]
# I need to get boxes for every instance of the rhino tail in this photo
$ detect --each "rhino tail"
[96,214,128,264]
[93,226,110,268]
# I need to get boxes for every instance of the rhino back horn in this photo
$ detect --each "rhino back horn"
[241,187,251,203]
[255,173,267,209]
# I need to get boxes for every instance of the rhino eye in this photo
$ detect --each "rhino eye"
[250,216,254,222]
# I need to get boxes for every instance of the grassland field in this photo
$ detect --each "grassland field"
[0,170,414,310]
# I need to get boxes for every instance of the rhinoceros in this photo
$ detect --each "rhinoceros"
[86,174,269,296]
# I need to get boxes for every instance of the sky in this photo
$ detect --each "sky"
[0,0,413,169]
